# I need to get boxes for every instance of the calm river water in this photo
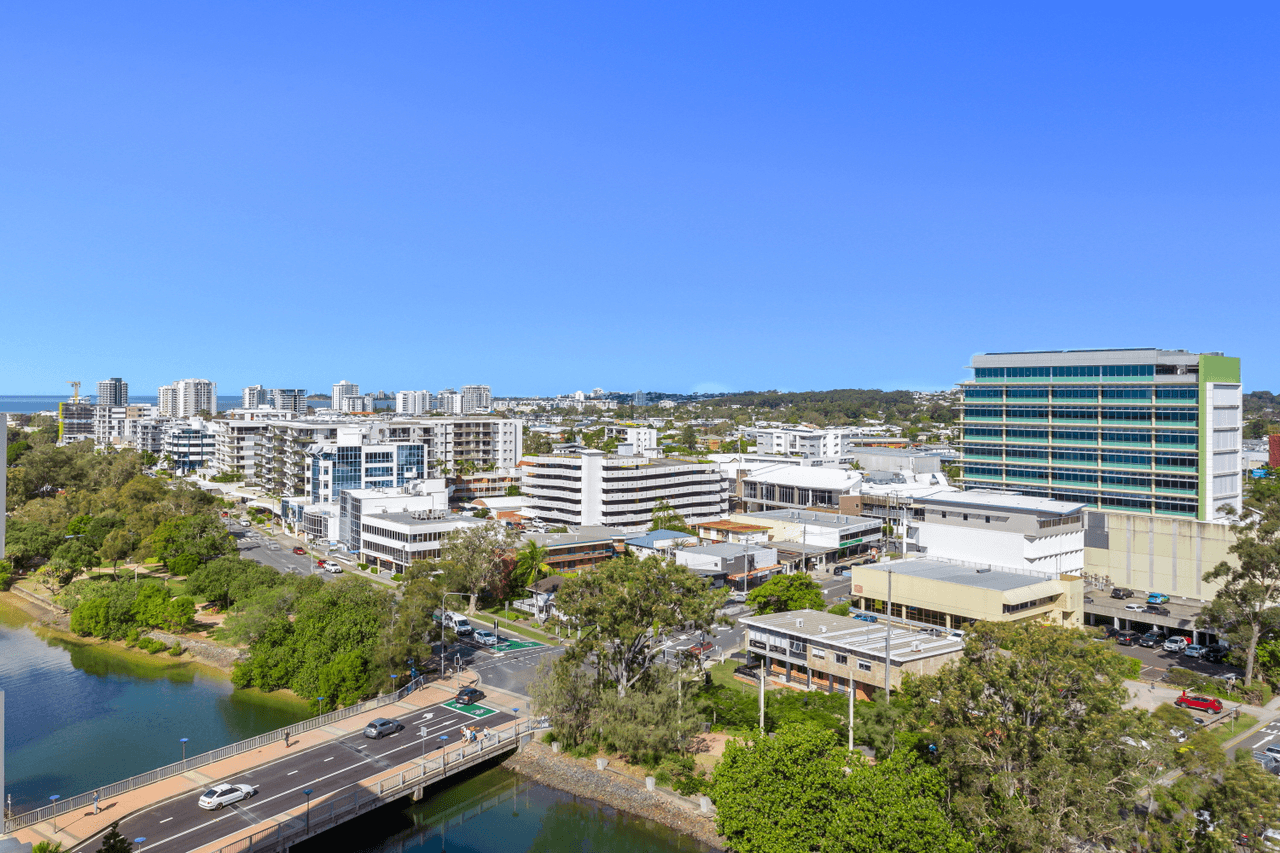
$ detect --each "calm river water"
[0,600,710,852]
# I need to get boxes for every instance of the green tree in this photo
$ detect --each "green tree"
[514,540,550,591]
[648,500,694,534]
[3,519,62,571]
[555,553,725,698]
[905,622,1163,853]
[529,655,599,747]
[711,724,971,853]
[375,560,443,685]
[680,424,698,454]
[99,528,140,568]
[96,822,132,853]
[746,573,826,615]
[1199,498,1280,686]
[439,523,518,614]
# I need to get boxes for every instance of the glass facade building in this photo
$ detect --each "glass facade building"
[957,349,1242,521]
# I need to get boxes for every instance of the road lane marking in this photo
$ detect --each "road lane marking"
[324,757,335,761]
[287,770,298,775]
[159,818,173,824]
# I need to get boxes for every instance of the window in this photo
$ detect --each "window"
[964,387,1003,399]
[1006,406,1048,419]
[1156,408,1198,423]
[1007,428,1049,440]
[975,367,1005,379]
[1101,407,1152,422]
[1052,470,1097,484]
[962,513,969,521]
[1007,366,1051,378]
[1155,432,1197,447]
[964,464,1001,477]
[1156,387,1198,400]
[965,427,1002,438]
[1053,407,1097,420]
[1052,365,1101,378]
[789,640,806,654]
[1102,386,1152,400]
[1101,364,1155,377]
[967,407,1002,418]
[1102,473,1151,489]
[1006,447,1049,460]
[1052,387,1098,399]
[858,661,873,672]
[835,653,848,665]
[812,648,825,659]
[1052,450,1097,464]
[985,516,991,523]
[1101,430,1151,444]
[1052,429,1098,442]
[1007,387,1049,399]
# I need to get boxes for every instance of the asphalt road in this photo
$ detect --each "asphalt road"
[222,519,334,581]
[72,702,515,853]
[1110,641,1244,682]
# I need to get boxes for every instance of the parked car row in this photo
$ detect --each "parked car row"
[1110,588,1170,606]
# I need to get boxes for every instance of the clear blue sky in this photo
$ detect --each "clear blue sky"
[3,3,1277,397]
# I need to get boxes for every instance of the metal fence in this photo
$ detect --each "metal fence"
[206,717,542,853]
[3,675,432,834]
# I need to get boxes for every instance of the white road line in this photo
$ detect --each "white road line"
[159,818,173,824]
[287,770,298,775]
[323,756,335,762]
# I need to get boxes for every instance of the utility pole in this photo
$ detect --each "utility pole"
[884,563,893,699]
[758,654,766,735]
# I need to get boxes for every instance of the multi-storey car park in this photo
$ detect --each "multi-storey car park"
[958,348,1241,522]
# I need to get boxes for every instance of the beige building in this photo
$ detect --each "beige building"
[848,558,1085,631]
[740,609,965,701]
[1083,511,1235,600]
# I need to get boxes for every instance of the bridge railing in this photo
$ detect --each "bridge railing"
[3,675,433,834]
[206,717,546,853]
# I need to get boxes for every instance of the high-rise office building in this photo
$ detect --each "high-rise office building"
[958,349,1241,522]
[96,377,129,407]
[242,385,268,408]
[158,379,217,418]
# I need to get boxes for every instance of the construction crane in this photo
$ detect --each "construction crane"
[67,380,81,402]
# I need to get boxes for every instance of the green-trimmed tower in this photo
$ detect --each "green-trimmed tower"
[958,349,1241,522]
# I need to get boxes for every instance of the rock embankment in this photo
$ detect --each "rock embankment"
[504,742,725,851]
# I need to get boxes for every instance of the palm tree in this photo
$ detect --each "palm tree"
[515,540,549,592]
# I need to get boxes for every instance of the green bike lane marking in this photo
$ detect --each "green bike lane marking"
[442,701,499,718]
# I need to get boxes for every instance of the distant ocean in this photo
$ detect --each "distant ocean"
[0,395,244,414]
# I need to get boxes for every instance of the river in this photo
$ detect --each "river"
[0,600,711,852]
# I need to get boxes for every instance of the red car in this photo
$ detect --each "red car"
[293,547,306,555]
[1175,691,1223,714]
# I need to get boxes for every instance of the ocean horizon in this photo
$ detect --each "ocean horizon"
[0,394,246,415]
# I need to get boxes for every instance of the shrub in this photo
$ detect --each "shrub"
[672,773,706,796]
[125,628,140,647]
[168,642,184,657]
[828,602,851,617]
[654,769,673,787]
[1118,654,1141,679]
[391,573,404,582]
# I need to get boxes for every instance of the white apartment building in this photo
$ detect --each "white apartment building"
[96,378,128,407]
[210,418,273,483]
[337,480,449,555]
[752,426,909,460]
[461,385,492,413]
[93,404,156,447]
[261,416,523,501]
[604,426,659,455]
[332,381,360,408]
[163,418,217,472]
[339,394,374,413]
[436,390,463,414]
[158,379,217,418]
[242,385,268,408]
[125,417,175,454]
[269,389,308,415]
[396,390,432,415]
[523,449,730,533]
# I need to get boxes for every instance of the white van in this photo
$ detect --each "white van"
[444,612,473,636]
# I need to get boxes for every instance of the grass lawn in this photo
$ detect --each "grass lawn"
[481,610,560,644]
[1212,711,1258,746]
[707,660,744,690]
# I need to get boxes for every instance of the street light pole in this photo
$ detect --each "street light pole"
[180,737,189,761]
[49,795,59,833]
[316,696,326,716]
[303,789,312,830]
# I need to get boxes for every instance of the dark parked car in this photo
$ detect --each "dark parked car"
[1139,631,1164,648]
[454,687,485,706]
[1099,626,1120,640]
[1203,646,1228,664]
[1111,588,1134,600]
[1117,630,1141,646]
[1145,605,1171,616]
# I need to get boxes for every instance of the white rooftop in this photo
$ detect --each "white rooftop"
[917,489,1084,516]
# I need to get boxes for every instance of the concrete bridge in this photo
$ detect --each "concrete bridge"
[7,679,544,853]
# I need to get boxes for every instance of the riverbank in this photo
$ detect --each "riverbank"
[504,742,725,852]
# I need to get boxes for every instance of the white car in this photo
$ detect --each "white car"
[1124,603,1146,612]
[474,629,499,646]
[318,560,343,573]
[1163,637,1188,653]
[198,783,256,810]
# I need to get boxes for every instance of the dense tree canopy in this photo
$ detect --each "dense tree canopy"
[746,573,825,615]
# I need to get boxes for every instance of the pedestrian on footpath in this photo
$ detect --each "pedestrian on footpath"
[284,731,291,748]
[93,791,100,814]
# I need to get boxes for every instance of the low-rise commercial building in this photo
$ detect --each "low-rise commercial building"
[740,609,965,699]
[356,511,488,574]
[727,509,882,570]
[847,558,1085,631]
[524,526,628,574]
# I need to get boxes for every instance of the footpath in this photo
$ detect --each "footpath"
[1124,678,1280,755]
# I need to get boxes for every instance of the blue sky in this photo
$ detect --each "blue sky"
[3,3,1277,397]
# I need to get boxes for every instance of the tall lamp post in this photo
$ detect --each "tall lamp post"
[303,789,313,830]
[316,697,326,716]
[134,838,146,852]
[180,737,189,761]
[49,795,59,833]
